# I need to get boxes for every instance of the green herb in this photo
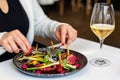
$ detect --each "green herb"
[62,59,76,70]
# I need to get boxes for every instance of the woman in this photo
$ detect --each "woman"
[0,0,77,58]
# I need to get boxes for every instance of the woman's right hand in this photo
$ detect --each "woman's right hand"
[0,29,32,54]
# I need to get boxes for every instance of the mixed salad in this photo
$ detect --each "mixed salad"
[18,48,80,74]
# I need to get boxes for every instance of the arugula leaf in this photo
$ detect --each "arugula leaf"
[62,59,76,70]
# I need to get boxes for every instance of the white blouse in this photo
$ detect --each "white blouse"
[0,0,62,55]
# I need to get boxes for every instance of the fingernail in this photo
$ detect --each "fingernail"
[30,48,32,52]
[62,43,65,46]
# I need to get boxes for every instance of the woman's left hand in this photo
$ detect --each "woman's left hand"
[55,23,77,45]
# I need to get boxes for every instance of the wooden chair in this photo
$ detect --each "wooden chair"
[86,0,111,15]
[59,0,81,16]
[94,0,111,4]
[59,0,111,16]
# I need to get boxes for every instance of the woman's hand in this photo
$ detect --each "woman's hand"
[55,23,77,45]
[0,29,32,54]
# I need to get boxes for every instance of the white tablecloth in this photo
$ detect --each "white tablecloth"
[0,38,120,80]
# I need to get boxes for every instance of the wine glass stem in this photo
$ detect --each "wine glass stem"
[100,39,104,49]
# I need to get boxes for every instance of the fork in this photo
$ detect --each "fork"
[55,44,63,49]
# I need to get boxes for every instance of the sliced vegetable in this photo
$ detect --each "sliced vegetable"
[43,66,56,72]
[18,48,80,74]
[61,53,67,59]
[62,59,76,70]
[56,64,63,72]
[21,63,27,69]
[74,63,80,69]
[35,70,41,74]
[67,54,77,65]
[58,50,62,63]
[26,62,59,71]
[18,56,48,63]
[32,61,38,66]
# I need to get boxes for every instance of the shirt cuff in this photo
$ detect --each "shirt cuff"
[0,32,7,40]
[0,47,6,55]
[0,32,7,55]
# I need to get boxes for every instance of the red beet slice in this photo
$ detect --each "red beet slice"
[21,63,27,69]
[67,54,77,65]
[56,64,63,73]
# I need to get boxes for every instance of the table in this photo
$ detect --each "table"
[0,38,120,80]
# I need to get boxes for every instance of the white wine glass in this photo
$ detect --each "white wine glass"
[89,3,115,67]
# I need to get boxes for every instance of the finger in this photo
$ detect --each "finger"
[66,30,76,44]
[66,36,73,44]
[16,39,28,54]
[8,37,20,53]
[13,34,29,54]
[55,29,61,41]
[61,27,67,45]
[2,39,13,53]
[14,30,32,50]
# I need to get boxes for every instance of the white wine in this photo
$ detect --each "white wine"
[90,24,115,39]
[89,3,115,67]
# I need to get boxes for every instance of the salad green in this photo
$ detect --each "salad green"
[18,48,80,74]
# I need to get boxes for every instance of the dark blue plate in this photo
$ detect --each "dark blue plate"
[13,48,87,78]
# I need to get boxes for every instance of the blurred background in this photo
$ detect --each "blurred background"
[35,0,120,48]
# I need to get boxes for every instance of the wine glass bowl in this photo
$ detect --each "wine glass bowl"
[90,24,114,40]
[89,3,115,67]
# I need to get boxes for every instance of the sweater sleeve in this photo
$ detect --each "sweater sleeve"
[0,32,7,55]
[31,0,63,40]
